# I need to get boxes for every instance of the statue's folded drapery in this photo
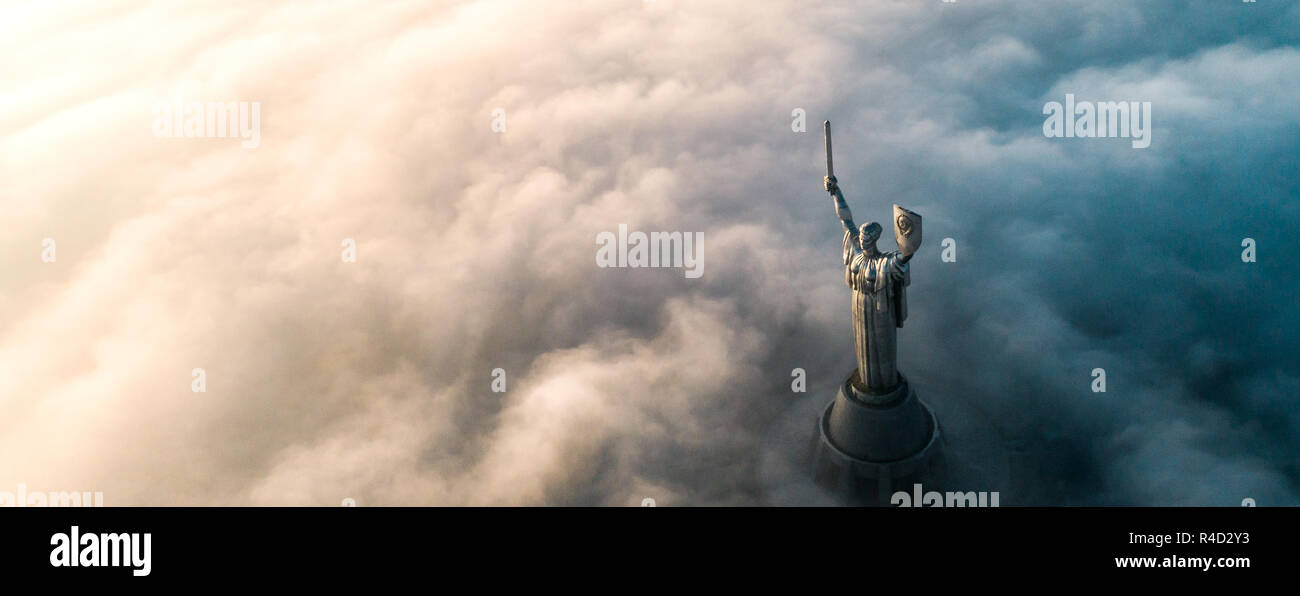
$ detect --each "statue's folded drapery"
[843,230,909,392]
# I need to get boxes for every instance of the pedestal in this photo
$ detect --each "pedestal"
[811,370,944,505]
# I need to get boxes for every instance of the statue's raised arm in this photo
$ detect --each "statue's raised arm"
[824,121,861,255]
[825,176,857,235]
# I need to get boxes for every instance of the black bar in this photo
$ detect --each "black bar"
[2,506,1287,585]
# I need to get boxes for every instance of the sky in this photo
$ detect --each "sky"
[1,0,1297,506]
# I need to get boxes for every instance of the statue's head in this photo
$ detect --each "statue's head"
[859,222,882,252]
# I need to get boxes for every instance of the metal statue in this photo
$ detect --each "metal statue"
[822,120,922,395]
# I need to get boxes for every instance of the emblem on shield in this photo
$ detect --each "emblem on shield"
[893,204,922,257]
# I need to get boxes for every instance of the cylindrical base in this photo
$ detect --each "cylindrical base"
[811,370,944,505]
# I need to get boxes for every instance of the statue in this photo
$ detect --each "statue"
[822,121,922,396]
[810,121,940,505]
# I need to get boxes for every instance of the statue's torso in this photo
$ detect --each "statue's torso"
[846,250,906,392]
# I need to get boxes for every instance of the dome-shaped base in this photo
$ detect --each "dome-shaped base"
[811,370,945,506]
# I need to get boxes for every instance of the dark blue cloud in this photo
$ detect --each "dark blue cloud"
[752,1,1300,505]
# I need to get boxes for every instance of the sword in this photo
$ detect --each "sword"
[824,120,834,181]
[824,120,859,252]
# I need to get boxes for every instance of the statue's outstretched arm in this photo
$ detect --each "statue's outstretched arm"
[884,251,911,282]
[825,176,860,252]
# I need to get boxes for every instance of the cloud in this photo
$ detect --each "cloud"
[1,0,1296,505]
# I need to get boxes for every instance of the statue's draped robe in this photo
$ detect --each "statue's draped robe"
[843,231,909,392]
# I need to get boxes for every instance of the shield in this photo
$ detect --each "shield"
[893,204,922,257]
